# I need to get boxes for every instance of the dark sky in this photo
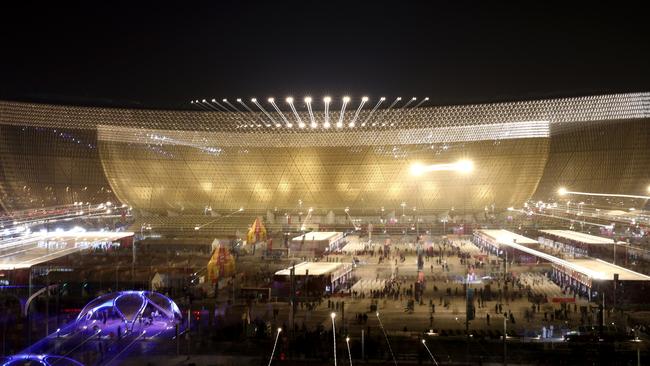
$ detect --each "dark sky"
[1,1,649,109]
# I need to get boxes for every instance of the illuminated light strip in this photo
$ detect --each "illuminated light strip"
[337,96,350,128]
[237,99,267,127]
[559,189,650,200]
[362,97,385,126]
[222,99,240,112]
[410,160,474,175]
[401,97,417,109]
[251,98,278,127]
[511,208,612,228]
[199,100,219,111]
[194,100,211,111]
[225,99,255,128]
[268,98,292,127]
[150,133,222,154]
[323,96,332,128]
[98,120,550,147]
[376,312,398,366]
[209,99,230,111]
[286,97,305,128]
[421,339,440,366]
[305,97,316,128]
[268,328,282,366]
[413,97,429,108]
[377,97,402,126]
[349,96,368,127]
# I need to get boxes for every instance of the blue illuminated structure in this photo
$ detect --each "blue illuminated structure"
[1,354,84,366]
[77,290,182,331]
[5,291,183,366]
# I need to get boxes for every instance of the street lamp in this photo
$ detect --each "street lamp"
[331,313,337,366]
[268,327,282,366]
[421,339,439,366]
[345,336,352,366]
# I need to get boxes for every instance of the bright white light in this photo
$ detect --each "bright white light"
[251,98,257,102]
[558,187,568,196]
[362,96,369,102]
[268,97,274,103]
[343,96,350,103]
[236,98,242,102]
[346,337,350,342]
[286,97,294,103]
[331,312,336,319]
[278,328,282,333]
[456,159,474,173]
[421,339,426,344]
[299,123,305,128]
[304,96,312,103]
[194,226,200,231]
[202,99,207,102]
[410,162,426,176]
[324,122,331,128]
[409,160,474,176]
[380,97,386,101]
[324,96,332,103]
[222,99,227,102]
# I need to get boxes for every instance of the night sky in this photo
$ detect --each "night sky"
[1,1,649,109]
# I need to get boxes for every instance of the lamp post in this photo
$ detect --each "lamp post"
[268,327,282,366]
[331,313,337,366]
[345,336,352,366]
[421,339,439,366]
[503,315,507,366]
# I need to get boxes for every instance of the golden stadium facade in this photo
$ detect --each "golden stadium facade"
[0,93,648,215]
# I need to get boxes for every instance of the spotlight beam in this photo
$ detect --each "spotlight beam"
[401,97,417,109]
[209,99,230,111]
[193,101,210,111]
[377,97,401,126]
[305,97,316,128]
[268,98,292,127]
[349,97,368,127]
[324,96,332,128]
[363,97,385,126]
[421,339,440,366]
[267,328,282,366]
[337,96,350,128]
[286,97,305,128]
[200,99,219,111]
[559,189,650,200]
[376,312,398,366]
[252,98,279,127]
[238,99,266,127]
[222,99,242,112]
[413,97,429,108]
[331,312,338,366]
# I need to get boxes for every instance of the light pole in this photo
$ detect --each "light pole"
[376,312,397,366]
[331,313,337,366]
[421,339,439,366]
[345,336,352,366]
[503,315,507,366]
[267,327,282,366]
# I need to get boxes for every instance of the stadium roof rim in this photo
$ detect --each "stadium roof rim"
[0,92,648,133]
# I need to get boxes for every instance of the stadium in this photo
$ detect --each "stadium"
[1,92,648,218]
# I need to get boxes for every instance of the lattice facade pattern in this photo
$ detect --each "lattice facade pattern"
[0,93,648,214]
